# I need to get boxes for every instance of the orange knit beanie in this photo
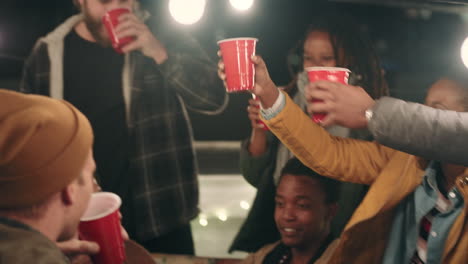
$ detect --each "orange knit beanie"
[0,89,93,209]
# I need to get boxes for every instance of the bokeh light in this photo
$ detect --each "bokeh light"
[216,209,228,222]
[240,200,250,210]
[199,218,208,226]
[169,0,206,25]
[229,0,254,11]
[461,36,468,69]
[198,214,208,226]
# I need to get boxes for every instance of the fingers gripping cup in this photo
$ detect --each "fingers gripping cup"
[252,94,268,131]
[306,67,351,123]
[102,8,134,54]
[79,192,126,264]
[218,38,258,93]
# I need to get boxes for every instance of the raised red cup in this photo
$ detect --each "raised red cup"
[79,192,126,264]
[306,67,350,123]
[102,8,134,54]
[251,94,268,131]
[218,37,258,93]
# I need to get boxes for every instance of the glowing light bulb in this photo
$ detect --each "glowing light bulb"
[229,0,254,11]
[169,0,206,25]
[461,37,468,69]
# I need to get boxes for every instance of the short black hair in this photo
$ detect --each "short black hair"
[280,158,341,204]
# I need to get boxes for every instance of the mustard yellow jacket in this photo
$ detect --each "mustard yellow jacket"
[262,93,468,264]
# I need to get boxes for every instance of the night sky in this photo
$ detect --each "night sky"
[0,0,466,140]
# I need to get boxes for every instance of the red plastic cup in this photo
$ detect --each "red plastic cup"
[218,37,258,93]
[79,192,126,264]
[306,67,350,123]
[102,8,134,54]
[251,94,268,131]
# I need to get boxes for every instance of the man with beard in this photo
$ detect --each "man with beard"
[242,158,340,264]
[20,0,227,256]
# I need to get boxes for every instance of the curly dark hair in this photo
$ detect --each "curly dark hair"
[286,11,389,99]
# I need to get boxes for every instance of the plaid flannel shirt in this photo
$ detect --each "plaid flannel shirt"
[19,14,228,241]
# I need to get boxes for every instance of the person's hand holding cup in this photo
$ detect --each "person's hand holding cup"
[102,8,134,54]
[79,192,126,264]
[218,46,279,111]
[217,38,258,93]
[305,67,351,123]
[57,237,99,264]
[249,94,268,131]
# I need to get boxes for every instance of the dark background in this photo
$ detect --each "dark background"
[1,0,467,140]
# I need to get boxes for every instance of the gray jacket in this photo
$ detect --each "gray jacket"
[369,97,468,166]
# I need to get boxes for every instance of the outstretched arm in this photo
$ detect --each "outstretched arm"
[306,81,468,166]
[369,97,468,166]
[248,56,394,184]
